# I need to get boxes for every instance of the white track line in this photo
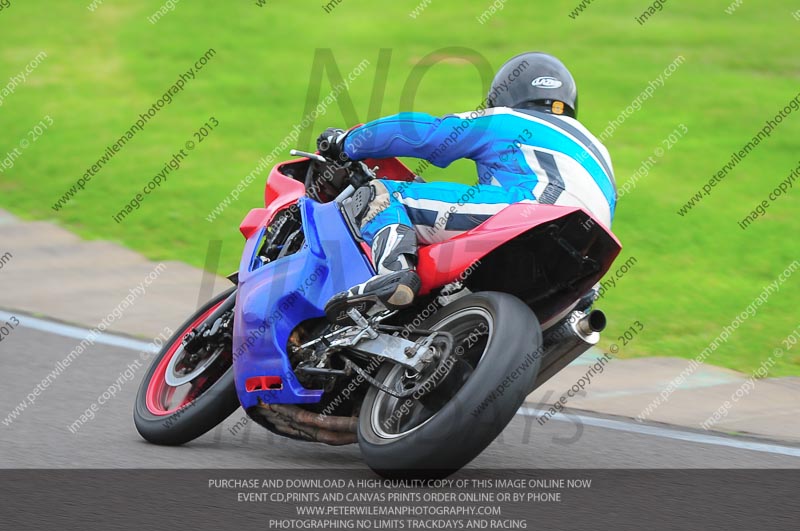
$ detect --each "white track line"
[519,407,800,458]
[0,310,158,353]
[6,309,800,458]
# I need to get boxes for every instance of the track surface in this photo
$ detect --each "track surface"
[2,323,799,469]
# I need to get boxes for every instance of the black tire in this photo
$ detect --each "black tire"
[134,287,240,446]
[358,291,542,477]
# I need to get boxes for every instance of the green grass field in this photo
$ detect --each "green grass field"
[1,0,798,375]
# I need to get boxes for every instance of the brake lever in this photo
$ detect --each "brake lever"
[289,149,327,163]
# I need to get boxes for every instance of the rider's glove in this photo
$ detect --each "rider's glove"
[317,128,349,162]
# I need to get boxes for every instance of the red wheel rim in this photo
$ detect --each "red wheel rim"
[145,300,227,416]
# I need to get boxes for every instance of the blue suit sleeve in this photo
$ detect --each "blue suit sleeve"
[344,112,493,168]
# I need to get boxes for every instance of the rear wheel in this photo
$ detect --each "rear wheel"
[134,287,239,446]
[358,291,542,477]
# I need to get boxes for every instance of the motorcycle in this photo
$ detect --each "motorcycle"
[134,150,621,476]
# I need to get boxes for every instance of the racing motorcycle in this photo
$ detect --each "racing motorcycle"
[134,150,620,476]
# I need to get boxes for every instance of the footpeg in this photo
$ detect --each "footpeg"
[346,308,378,339]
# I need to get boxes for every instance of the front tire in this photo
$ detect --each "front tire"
[134,287,240,446]
[358,291,542,477]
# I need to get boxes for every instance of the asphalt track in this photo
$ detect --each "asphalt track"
[2,315,800,469]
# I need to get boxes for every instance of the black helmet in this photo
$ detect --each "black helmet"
[486,52,578,118]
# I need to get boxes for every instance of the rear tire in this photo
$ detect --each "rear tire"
[357,291,542,477]
[134,287,240,446]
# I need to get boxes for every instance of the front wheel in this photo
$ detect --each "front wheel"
[134,287,240,446]
[358,291,542,477]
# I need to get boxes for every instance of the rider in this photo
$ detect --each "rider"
[317,52,617,323]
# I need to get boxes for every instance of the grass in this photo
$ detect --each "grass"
[1,0,798,375]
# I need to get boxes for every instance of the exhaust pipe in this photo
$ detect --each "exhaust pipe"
[577,309,606,335]
[528,309,606,393]
[256,403,358,445]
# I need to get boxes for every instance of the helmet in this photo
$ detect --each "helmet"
[486,52,578,118]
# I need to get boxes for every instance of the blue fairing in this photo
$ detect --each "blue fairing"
[232,198,375,408]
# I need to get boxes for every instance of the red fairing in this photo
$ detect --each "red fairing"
[359,242,373,263]
[239,208,269,239]
[264,163,306,211]
[264,163,307,207]
[416,203,621,294]
[363,157,416,182]
[238,162,306,239]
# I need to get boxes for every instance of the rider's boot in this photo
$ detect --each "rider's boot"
[325,223,420,324]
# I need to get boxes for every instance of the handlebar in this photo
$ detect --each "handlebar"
[289,149,326,163]
[290,148,376,191]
